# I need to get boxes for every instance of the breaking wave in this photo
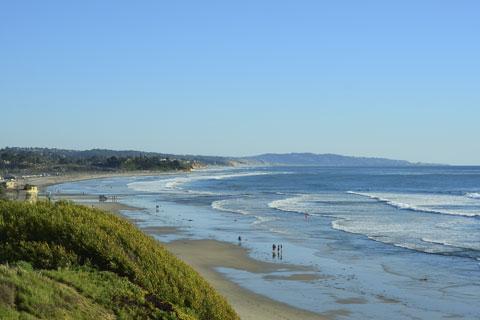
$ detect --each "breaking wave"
[465,192,480,199]
[128,171,279,193]
[346,191,480,217]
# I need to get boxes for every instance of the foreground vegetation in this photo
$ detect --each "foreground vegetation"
[0,200,239,320]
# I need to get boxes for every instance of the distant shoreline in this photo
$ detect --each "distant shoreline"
[20,170,190,193]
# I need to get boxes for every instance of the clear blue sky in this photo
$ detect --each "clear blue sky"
[1,1,479,164]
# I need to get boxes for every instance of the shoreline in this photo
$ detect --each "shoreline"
[164,239,329,320]
[20,170,191,193]
[78,200,329,320]
[76,200,330,320]
[38,172,333,319]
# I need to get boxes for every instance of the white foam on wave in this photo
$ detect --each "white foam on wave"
[421,237,480,251]
[267,194,340,216]
[270,192,480,256]
[465,192,480,199]
[387,241,450,254]
[331,219,462,254]
[211,199,250,216]
[128,171,279,193]
[347,191,480,217]
[268,195,322,216]
[251,216,276,226]
[267,227,301,236]
[212,199,282,228]
[268,192,480,257]
[213,197,292,234]
[268,193,361,217]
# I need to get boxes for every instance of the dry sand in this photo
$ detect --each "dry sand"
[32,172,337,319]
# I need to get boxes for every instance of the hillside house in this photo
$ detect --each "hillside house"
[26,185,38,194]
[5,181,16,189]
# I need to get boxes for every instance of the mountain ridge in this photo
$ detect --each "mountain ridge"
[234,152,443,166]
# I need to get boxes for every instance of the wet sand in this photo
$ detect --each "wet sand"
[163,239,328,320]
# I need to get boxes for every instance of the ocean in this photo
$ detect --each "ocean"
[49,166,480,319]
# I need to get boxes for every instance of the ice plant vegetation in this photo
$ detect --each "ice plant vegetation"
[0,200,239,320]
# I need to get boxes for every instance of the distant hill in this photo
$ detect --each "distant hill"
[1,148,443,172]
[1,147,231,167]
[236,153,439,166]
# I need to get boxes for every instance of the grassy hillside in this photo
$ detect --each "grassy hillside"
[0,200,239,320]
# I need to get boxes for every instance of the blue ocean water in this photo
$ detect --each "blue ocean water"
[50,166,480,319]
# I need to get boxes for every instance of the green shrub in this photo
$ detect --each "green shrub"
[0,200,239,320]
[0,262,116,319]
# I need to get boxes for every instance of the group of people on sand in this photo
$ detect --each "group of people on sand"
[272,243,283,259]
[237,236,284,259]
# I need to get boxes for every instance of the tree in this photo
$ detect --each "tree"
[105,156,122,168]
[59,157,72,164]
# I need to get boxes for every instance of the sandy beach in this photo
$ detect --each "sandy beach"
[29,172,333,319]
[20,170,185,193]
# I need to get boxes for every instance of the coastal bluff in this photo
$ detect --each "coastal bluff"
[0,200,239,320]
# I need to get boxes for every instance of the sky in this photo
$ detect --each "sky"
[1,1,479,165]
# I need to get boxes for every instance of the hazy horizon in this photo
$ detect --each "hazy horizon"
[1,1,479,165]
